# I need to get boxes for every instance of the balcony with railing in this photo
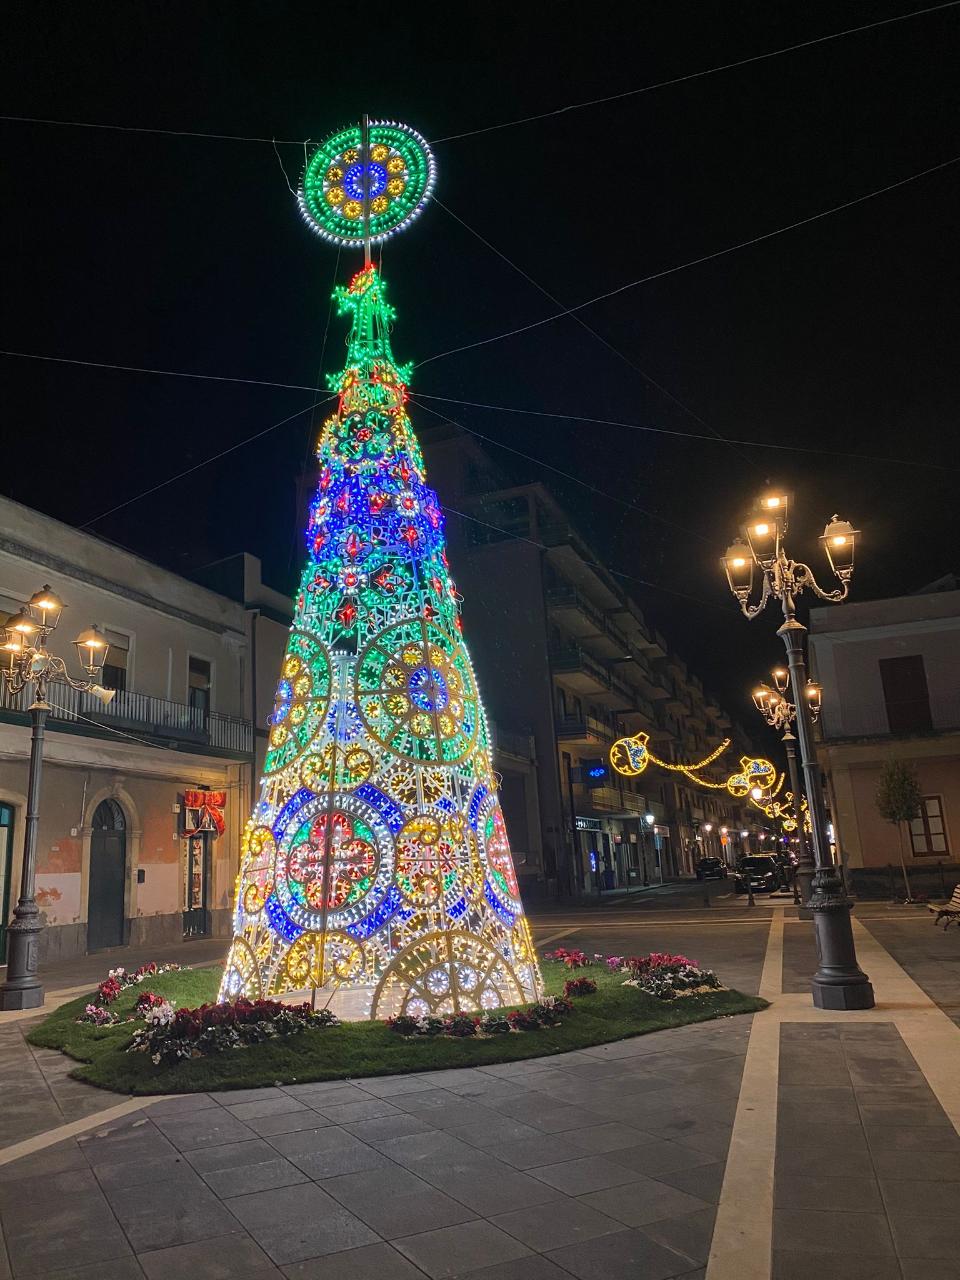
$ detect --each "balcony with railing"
[0,682,253,756]
[549,645,640,705]
[556,713,612,745]
[574,783,647,817]
[489,721,536,761]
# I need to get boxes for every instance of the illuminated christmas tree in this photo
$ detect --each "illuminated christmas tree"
[220,121,542,1018]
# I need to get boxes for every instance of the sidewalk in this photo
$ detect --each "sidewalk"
[0,909,957,1279]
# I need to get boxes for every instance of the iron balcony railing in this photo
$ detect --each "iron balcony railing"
[0,681,253,754]
[574,784,647,816]
[489,722,536,761]
[556,713,613,742]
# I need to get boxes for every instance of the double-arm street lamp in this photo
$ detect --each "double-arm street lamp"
[753,668,821,905]
[0,588,113,1010]
[724,493,874,1010]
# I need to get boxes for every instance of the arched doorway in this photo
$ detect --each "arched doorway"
[88,799,126,950]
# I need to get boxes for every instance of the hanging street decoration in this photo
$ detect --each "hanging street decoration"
[725,756,778,797]
[220,122,541,1020]
[609,731,731,783]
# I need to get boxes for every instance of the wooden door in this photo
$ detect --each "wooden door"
[88,799,126,950]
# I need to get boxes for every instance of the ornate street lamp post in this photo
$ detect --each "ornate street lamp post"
[752,670,822,905]
[0,588,113,1010]
[723,494,874,1009]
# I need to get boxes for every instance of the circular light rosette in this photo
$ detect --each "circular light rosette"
[298,121,436,248]
[355,621,480,764]
[371,931,527,1019]
[395,813,466,909]
[273,790,395,932]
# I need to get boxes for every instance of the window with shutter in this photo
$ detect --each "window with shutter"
[878,655,932,735]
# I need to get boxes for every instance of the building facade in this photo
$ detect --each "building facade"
[809,580,960,889]
[422,428,757,896]
[0,497,257,965]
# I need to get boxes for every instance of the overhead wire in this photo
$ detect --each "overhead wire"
[0,349,318,392]
[417,154,960,368]
[409,393,711,544]
[43,699,197,753]
[0,114,303,144]
[439,502,732,613]
[433,196,757,471]
[78,397,333,530]
[430,1,960,143]
[2,346,952,475]
[4,3,956,151]
[414,391,960,473]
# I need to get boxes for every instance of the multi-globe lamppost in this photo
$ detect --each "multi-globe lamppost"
[723,493,874,1009]
[0,588,113,1010]
[752,668,821,905]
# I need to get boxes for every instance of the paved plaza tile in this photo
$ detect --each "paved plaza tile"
[3,905,960,1279]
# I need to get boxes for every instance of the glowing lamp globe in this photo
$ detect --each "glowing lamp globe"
[723,542,754,597]
[821,516,857,580]
[28,586,64,630]
[74,626,110,675]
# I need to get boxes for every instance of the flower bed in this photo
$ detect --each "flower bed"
[128,997,339,1066]
[545,948,722,1001]
[30,958,765,1094]
[93,962,184,1008]
[387,996,573,1039]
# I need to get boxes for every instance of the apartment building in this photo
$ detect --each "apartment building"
[809,578,960,891]
[422,427,757,896]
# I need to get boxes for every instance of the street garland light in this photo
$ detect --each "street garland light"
[0,587,114,1010]
[722,494,874,1010]
[751,669,822,905]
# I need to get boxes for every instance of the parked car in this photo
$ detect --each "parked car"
[734,855,782,894]
[696,856,728,881]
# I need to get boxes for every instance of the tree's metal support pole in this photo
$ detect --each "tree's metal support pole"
[361,113,372,270]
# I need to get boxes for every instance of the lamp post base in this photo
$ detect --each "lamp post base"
[0,916,45,1010]
[0,982,44,1011]
[810,894,874,1010]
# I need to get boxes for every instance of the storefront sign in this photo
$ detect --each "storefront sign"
[575,816,602,832]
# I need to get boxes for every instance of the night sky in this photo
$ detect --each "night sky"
[3,2,958,723]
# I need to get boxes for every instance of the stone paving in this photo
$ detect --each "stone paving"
[0,1019,753,1279]
[1,906,959,1279]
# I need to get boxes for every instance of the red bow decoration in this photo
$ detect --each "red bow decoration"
[182,790,226,837]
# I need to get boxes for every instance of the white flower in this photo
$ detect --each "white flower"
[145,1000,174,1027]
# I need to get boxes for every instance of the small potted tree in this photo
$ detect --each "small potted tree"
[875,761,923,903]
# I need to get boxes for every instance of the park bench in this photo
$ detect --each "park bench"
[929,885,960,929]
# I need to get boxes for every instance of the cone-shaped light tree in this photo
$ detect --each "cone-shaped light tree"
[220,123,542,1019]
